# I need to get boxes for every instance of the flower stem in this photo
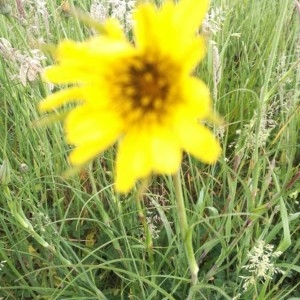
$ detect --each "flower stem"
[135,178,154,270]
[173,170,199,297]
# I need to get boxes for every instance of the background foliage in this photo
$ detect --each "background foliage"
[0,0,299,299]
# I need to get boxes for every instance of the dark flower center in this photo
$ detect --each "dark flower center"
[110,54,179,123]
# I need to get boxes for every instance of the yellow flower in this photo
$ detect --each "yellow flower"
[39,0,221,193]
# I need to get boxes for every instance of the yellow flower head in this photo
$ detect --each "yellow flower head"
[39,0,221,193]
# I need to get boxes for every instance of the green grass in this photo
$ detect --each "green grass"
[0,0,299,299]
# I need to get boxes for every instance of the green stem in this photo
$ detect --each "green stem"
[173,170,198,297]
[135,178,154,271]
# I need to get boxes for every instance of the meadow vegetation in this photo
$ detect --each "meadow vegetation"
[0,0,299,299]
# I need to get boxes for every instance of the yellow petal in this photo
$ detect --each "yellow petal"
[178,122,221,164]
[115,126,182,193]
[45,38,133,84]
[133,3,158,50]
[69,133,118,166]
[134,3,181,55]
[150,127,182,174]
[44,65,100,84]
[65,105,122,145]
[115,131,153,193]
[181,36,207,72]
[39,87,84,112]
[174,77,211,122]
[102,18,127,40]
[134,1,208,69]
[55,38,130,63]
[175,0,210,34]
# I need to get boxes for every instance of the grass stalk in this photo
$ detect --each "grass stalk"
[173,170,198,299]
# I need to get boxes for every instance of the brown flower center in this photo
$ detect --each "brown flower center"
[110,54,180,124]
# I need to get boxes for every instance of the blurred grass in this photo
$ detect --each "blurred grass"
[0,0,299,299]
